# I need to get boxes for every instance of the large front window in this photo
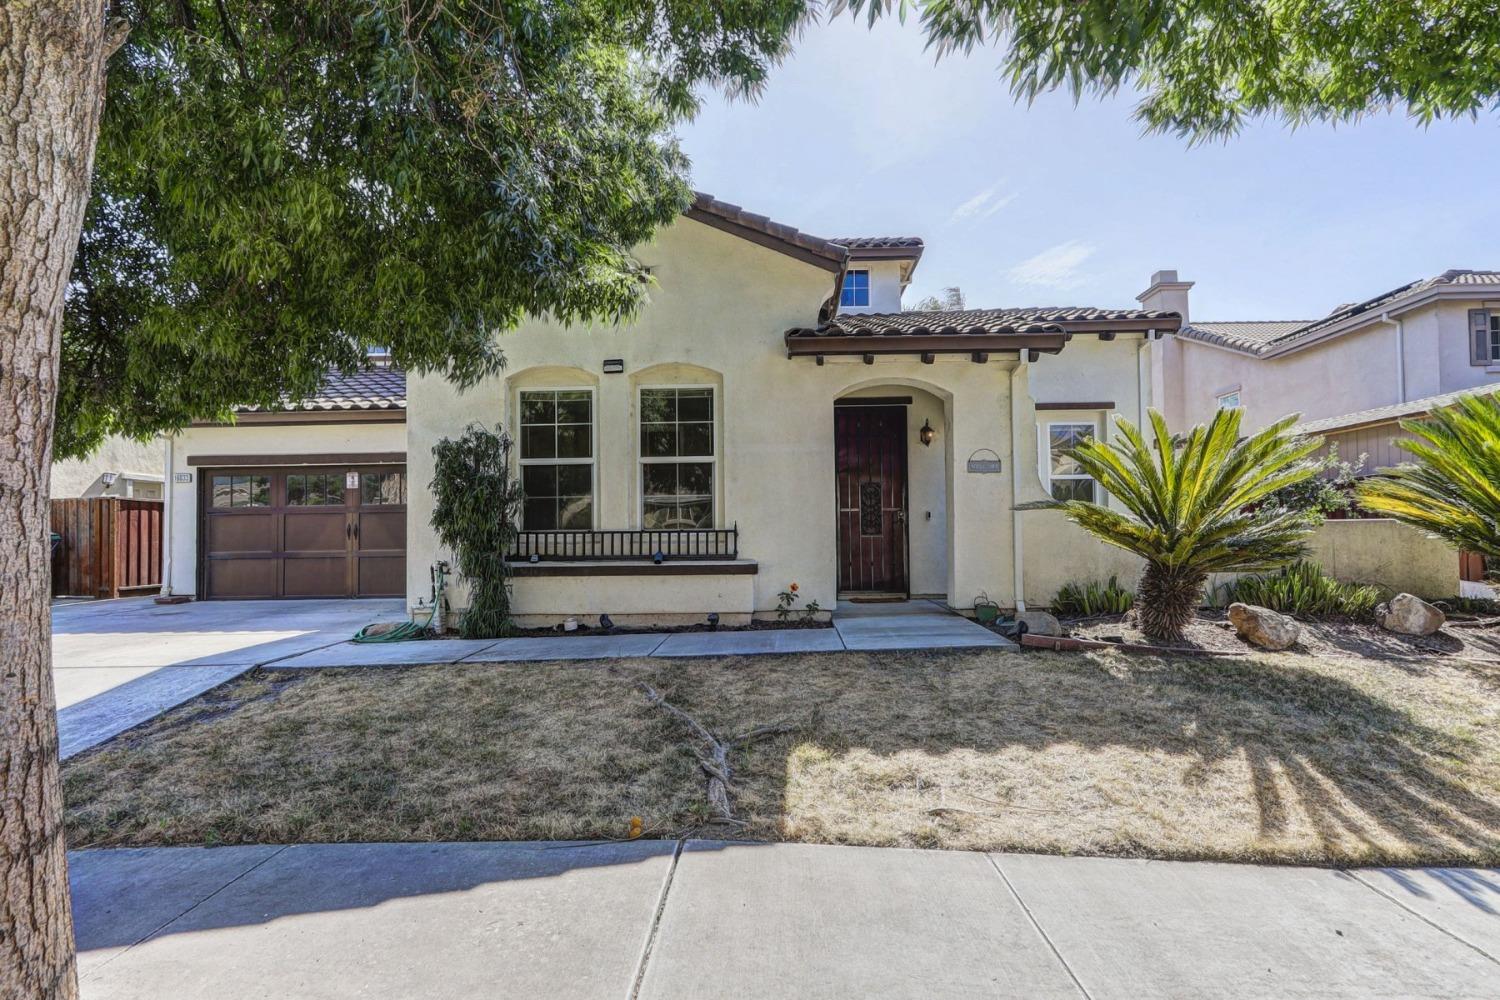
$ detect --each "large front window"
[519,389,595,530]
[1047,423,1097,502]
[640,387,715,529]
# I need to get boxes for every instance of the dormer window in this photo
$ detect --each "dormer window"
[840,269,870,308]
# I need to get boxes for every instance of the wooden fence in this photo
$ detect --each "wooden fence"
[50,497,164,599]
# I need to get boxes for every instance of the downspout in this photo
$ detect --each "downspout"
[1137,331,1153,426]
[1378,311,1405,402]
[1009,358,1027,612]
[159,434,174,597]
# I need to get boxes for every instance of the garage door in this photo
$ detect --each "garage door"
[201,465,406,599]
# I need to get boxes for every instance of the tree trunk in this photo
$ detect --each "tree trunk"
[2,5,116,998]
[1135,563,1207,643]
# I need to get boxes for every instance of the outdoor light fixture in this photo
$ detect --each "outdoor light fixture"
[100,472,119,486]
[919,419,936,447]
[602,358,625,374]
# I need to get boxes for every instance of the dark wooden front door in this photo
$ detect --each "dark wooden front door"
[201,465,407,599]
[835,405,908,594]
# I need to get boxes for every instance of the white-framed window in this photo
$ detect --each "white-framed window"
[840,269,870,308]
[1046,422,1097,502]
[640,386,716,529]
[1216,389,1241,410]
[518,388,595,530]
[1470,309,1500,365]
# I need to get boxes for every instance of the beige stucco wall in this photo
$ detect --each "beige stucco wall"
[406,215,1162,619]
[507,573,757,627]
[163,421,406,596]
[1024,517,1458,609]
[52,434,165,499]
[1168,297,1500,435]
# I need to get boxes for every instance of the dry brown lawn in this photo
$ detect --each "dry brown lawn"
[63,645,1500,866]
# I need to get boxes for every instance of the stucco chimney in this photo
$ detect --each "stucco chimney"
[1136,269,1193,325]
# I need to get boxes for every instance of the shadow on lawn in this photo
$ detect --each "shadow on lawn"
[650,651,1500,872]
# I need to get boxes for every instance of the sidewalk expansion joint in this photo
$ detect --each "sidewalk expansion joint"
[1346,870,1500,967]
[986,854,1094,1000]
[627,837,686,1000]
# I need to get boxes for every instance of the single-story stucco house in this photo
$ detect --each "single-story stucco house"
[157,195,1460,621]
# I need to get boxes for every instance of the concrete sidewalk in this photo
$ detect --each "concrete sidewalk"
[71,840,1499,999]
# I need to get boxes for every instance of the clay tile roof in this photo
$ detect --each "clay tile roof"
[1180,269,1500,356]
[687,192,847,269]
[830,236,925,251]
[240,366,407,413]
[787,307,1178,339]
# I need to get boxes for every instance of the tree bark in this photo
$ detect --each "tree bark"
[1136,564,1207,644]
[2,4,115,998]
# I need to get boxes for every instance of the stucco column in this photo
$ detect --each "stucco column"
[945,369,1015,610]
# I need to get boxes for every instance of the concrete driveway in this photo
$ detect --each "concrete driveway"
[53,597,404,758]
[70,841,1500,999]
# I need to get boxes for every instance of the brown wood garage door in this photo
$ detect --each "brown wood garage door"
[201,465,406,599]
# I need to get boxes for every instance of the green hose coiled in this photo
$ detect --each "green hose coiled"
[352,620,431,643]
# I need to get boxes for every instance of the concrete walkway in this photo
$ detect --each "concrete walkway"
[54,598,405,759]
[70,841,1500,999]
[269,599,1010,668]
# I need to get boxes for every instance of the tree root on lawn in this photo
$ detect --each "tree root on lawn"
[633,679,794,824]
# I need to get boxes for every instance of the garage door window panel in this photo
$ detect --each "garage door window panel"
[287,473,345,506]
[211,474,270,508]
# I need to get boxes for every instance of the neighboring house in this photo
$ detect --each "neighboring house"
[1148,268,1500,473]
[51,435,165,499]
[161,193,1180,617]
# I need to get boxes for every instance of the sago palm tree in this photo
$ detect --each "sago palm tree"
[1356,392,1500,558]
[1024,408,1323,641]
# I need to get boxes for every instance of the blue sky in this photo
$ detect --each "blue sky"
[678,14,1500,322]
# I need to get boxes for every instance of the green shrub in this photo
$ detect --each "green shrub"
[1052,576,1135,617]
[1218,561,1382,619]
[430,424,525,638]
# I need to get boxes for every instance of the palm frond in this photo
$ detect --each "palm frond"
[1022,407,1322,577]
[1357,393,1500,558]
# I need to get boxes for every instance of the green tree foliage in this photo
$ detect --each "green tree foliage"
[1263,443,1365,519]
[430,425,525,638]
[59,0,808,457]
[844,1,1500,139]
[1357,393,1500,558]
[1021,409,1322,641]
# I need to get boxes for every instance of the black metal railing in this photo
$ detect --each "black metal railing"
[509,525,738,562]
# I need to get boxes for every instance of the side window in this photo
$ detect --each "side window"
[1047,423,1096,502]
[519,389,595,530]
[640,387,715,529]
[1216,390,1241,410]
[840,269,870,308]
[210,474,270,508]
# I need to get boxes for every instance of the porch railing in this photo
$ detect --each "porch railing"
[509,525,738,562]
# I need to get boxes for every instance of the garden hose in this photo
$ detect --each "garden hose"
[352,620,430,643]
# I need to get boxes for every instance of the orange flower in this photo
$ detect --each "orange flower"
[789,582,799,592]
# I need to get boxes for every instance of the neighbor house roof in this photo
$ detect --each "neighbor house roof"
[1293,382,1500,436]
[237,366,407,414]
[686,192,847,271]
[1180,269,1500,357]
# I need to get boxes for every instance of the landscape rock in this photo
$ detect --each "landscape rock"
[1227,603,1300,650]
[1017,611,1062,637]
[1375,593,1445,636]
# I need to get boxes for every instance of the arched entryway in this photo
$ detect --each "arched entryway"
[833,382,951,600]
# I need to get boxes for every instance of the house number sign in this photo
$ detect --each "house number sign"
[966,449,1002,474]
[346,471,361,489]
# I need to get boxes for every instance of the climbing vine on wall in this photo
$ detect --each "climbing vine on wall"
[430,424,525,638]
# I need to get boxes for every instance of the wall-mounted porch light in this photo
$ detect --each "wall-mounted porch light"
[919,418,936,447]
